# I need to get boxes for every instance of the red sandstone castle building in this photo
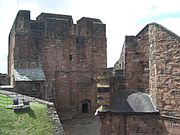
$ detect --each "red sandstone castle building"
[8,10,107,119]
[7,10,180,134]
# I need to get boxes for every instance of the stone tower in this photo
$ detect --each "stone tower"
[8,10,107,119]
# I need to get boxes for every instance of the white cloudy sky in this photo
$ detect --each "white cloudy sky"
[0,0,180,73]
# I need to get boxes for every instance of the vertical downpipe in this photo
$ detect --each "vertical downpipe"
[124,114,127,135]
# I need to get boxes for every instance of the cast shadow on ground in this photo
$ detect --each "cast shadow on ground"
[14,107,36,119]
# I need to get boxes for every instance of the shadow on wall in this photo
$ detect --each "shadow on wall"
[162,115,180,135]
[122,113,170,135]
[144,114,169,135]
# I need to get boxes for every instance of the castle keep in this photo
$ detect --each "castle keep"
[8,10,107,119]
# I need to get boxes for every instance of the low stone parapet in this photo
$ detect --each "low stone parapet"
[0,90,66,135]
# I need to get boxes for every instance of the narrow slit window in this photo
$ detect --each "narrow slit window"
[69,55,72,61]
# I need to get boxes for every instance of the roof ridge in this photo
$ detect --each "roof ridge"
[136,22,180,40]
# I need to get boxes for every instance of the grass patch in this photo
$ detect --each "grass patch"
[0,93,56,135]
[0,93,12,106]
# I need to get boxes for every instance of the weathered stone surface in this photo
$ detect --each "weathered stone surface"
[8,10,107,120]
[0,73,9,85]
[107,23,180,135]
[114,23,180,117]
[99,112,169,135]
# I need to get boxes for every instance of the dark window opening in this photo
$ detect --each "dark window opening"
[82,103,88,113]
[81,99,91,113]
[97,87,110,93]
[76,38,79,44]
[69,55,72,61]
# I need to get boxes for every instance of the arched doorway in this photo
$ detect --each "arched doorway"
[81,99,91,113]
[82,103,88,113]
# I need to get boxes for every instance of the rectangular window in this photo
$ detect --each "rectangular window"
[97,87,110,93]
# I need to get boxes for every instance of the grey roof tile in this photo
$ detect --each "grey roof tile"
[14,68,46,81]
[111,89,158,113]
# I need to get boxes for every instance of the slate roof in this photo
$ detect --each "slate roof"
[14,68,46,81]
[111,89,158,113]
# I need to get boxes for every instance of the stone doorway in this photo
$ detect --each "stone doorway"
[81,99,91,113]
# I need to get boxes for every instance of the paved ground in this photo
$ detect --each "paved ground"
[62,114,100,135]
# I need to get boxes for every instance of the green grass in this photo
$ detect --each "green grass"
[0,93,12,106]
[0,93,56,135]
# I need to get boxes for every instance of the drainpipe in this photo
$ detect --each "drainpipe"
[124,114,127,135]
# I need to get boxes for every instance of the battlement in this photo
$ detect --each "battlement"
[12,10,105,38]
[9,10,31,34]
[37,13,73,25]
[16,10,30,21]
[77,17,102,23]
[77,17,105,37]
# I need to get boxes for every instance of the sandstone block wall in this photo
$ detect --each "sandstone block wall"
[99,112,168,135]
[114,23,180,116]
[111,23,180,135]
[148,24,180,117]
[0,74,9,85]
[15,81,44,99]
[9,10,107,120]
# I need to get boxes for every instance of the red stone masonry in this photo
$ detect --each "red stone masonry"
[110,23,180,135]
[8,10,107,120]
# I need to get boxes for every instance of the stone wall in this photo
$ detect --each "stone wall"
[124,36,145,90]
[9,10,42,70]
[110,23,180,135]
[148,24,180,117]
[162,115,180,135]
[114,23,180,116]
[40,16,107,119]
[0,73,9,85]
[9,10,107,120]
[114,35,150,92]
[15,81,45,99]
[99,112,168,135]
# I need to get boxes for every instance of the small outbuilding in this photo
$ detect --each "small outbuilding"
[13,68,46,98]
[97,89,168,135]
